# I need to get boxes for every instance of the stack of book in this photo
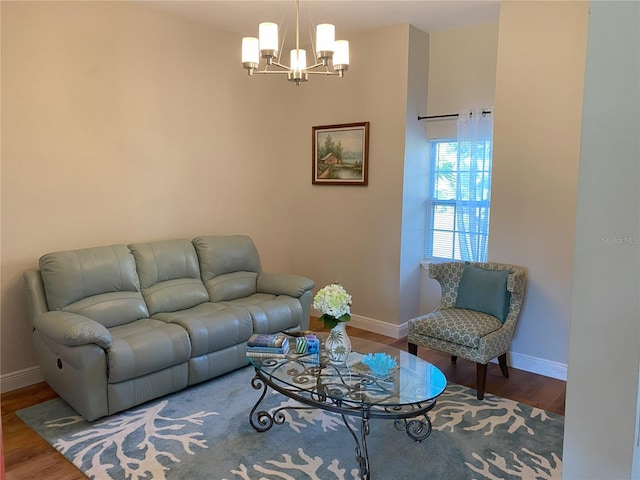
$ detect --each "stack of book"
[246,333,289,359]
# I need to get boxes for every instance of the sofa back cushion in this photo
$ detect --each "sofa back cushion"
[39,245,149,328]
[129,239,209,315]
[192,235,262,302]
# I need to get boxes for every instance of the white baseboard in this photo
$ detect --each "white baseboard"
[348,315,568,381]
[501,351,567,381]
[349,314,407,339]
[1,366,44,393]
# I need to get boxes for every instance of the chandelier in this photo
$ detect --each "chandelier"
[241,0,349,86]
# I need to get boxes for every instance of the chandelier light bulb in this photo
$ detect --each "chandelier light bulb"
[290,49,307,71]
[333,40,350,71]
[241,37,259,67]
[316,23,335,58]
[258,22,278,57]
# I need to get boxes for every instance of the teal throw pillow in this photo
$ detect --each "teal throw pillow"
[455,264,511,323]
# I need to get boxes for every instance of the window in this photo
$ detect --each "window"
[425,138,493,261]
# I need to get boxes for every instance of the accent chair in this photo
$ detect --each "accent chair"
[407,261,526,400]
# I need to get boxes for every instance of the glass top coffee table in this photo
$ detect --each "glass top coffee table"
[248,334,447,480]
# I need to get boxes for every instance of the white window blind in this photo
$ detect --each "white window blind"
[425,137,493,261]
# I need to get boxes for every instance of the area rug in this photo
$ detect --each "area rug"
[17,366,563,480]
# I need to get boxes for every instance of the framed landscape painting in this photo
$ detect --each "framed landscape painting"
[312,122,369,185]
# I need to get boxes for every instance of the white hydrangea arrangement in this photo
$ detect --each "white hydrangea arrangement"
[313,283,352,329]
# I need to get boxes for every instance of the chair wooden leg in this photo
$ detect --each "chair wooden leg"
[408,343,418,356]
[476,363,487,400]
[498,353,509,378]
[451,355,457,364]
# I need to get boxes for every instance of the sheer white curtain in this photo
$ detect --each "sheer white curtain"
[455,109,493,261]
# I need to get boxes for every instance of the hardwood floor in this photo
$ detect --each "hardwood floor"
[1,319,566,479]
[2,383,86,479]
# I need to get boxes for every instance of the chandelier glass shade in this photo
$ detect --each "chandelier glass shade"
[241,0,349,86]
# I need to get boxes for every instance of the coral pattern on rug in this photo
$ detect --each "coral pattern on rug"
[221,384,561,480]
[431,384,549,436]
[47,400,217,480]
[17,367,563,480]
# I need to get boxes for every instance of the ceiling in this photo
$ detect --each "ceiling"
[141,1,501,38]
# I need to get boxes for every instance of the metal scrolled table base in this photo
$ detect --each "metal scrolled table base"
[249,368,437,480]
[393,415,433,441]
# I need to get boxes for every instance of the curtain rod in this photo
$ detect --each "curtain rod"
[418,110,492,121]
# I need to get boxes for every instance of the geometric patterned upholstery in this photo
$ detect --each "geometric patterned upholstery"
[427,261,525,310]
[413,308,503,349]
[408,261,526,399]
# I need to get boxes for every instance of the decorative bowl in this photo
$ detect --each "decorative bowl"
[361,353,397,377]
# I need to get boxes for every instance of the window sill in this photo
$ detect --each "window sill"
[421,258,450,269]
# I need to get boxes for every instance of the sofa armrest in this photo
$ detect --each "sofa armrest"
[34,311,112,349]
[257,272,315,298]
[24,269,49,321]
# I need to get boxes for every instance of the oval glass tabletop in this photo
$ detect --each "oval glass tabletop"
[248,333,447,408]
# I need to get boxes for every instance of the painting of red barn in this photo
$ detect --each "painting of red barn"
[312,122,369,185]
[321,152,341,165]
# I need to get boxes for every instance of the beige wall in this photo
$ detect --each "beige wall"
[420,21,499,315]
[398,26,429,326]
[7,1,637,474]
[1,3,430,382]
[491,1,588,369]
[0,1,290,378]
[1,1,591,389]
[420,3,588,378]
[287,24,425,336]
[425,21,499,140]
[564,1,640,476]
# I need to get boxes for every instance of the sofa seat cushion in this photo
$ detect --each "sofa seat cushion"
[222,293,302,333]
[410,308,503,349]
[107,319,191,383]
[152,303,253,357]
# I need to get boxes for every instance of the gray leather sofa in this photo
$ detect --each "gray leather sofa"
[23,235,314,421]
